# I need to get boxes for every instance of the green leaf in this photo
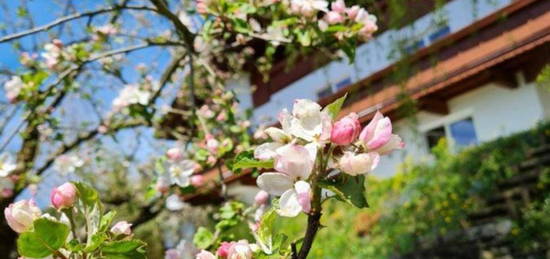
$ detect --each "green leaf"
[319,174,369,208]
[230,150,274,171]
[99,211,117,232]
[74,182,99,207]
[17,218,70,258]
[66,239,84,252]
[102,240,147,259]
[84,232,107,252]
[322,93,348,119]
[193,227,214,249]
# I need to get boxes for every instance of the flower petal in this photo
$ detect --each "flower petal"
[256,173,293,196]
[275,144,314,180]
[277,189,302,217]
[294,181,312,213]
[254,142,283,160]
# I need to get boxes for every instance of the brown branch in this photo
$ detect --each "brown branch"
[149,0,195,51]
[0,5,156,43]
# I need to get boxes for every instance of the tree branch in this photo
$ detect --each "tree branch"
[149,0,195,51]
[0,5,156,43]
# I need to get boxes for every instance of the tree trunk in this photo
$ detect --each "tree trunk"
[0,196,17,258]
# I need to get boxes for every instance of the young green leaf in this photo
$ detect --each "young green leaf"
[74,182,99,207]
[102,240,147,259]
[193,227,215,249]
[17,218,70,258]
[322,93,348,119]
[230,150,274,171]
[319,174,369,208]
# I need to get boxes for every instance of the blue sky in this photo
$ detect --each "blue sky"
[0,0,186,205]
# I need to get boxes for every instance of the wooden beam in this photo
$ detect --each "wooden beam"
[492,69,517,88]
[420,97,449,115]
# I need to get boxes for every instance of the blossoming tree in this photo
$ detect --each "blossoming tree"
[0,0,402,258]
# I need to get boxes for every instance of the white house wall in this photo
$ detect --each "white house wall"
[372,80,550,178]
[249,0,512,124]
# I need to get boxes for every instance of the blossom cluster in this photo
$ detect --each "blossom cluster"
[0,154,17,198]
[254,99,403,217]
[5,182,144,258]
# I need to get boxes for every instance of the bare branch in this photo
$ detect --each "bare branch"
[0,5,156,43]
[149,0,195,50]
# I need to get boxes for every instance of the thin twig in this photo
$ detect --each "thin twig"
[0,5,156,43]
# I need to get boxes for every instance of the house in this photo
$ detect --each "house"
[161,0,550,203]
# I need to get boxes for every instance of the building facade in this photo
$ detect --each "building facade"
[229,0,550,178]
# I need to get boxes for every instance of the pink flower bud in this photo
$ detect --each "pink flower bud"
[4,199,41,233]
[346,5,360,20]
[52,39,64,48]
[196,250,216,259]
[324,11,344,24]
[155,177,170,193]
[166,147,183,162]
[110,221,132,235]
[331,0,346,13]
[254,190,269,205]
[330,112,361,145]
[50,182,77,210]
[217,242,232,258]
[206,138,220,154]
[1,188,13,198]
[227,240,253,259]
[338,151,380,176]
[98,125,109,134]
[190,175,205,187]
[216,112,227,121]
[359,111,393,150]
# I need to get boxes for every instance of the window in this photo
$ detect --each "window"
[429,25,450,43]
[317,86,333,99]
[404,40,425,54]
[426,126,446,150]
[334,77,352,91]
[449,117,478,148]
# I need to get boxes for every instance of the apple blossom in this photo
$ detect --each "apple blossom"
[290,0,329,17]
[112,85,151,111]
[254,190,269,206]
[190,175,206,187]
[4,199,41,233]
[155,176,171,193]
[346,5,360,19]
[54,154,84,174]
[20,52,37,67]
[372,134,405,155]
[95,24,118,36]
[0,154,16,177]
[196,250,216,259]
[111,221,132,235]
[42,39,64,70]
[289,99,332,143]
[331,0,346,13]
[50,182,77,209]
[206,136,220,154]
[227,240,253,259]
[330,112,361,145]
[169,160,196,187]
[217,242,232,258]
[257,143,316,217]
[359,111,393,150]
[4,76,24,103]
[198,105,215,118]
[325,11,344,24]
[338,151,380,176]
[166,147,184,162]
